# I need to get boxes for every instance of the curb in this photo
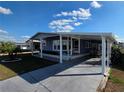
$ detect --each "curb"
[97,68,110,92]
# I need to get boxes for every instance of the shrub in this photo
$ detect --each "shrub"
[111,45,122,65]
[0,41,16,60]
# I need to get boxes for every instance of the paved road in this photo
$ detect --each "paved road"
[0,58,103,92]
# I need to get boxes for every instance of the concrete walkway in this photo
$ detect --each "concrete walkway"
[0,58,103,92]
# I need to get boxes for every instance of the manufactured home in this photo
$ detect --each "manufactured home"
[28,32,116,75]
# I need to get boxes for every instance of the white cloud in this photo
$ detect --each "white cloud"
[20,35,30,43]
[49,19,74,27]
[0,35,16,42]
[90,1,102,8]
[0,28,16,42]
[117,39,124,42]
[0,6,13,15]
[56,25,74,32]
[55,8,91,20]
[114,34,119,39]
[50,1,102,32]
[114,35,124,42]
[72,17,77,21]
[74,22,82,26]
[0,29,8,34]
[21,35,30,39]
[49,19,75,32]
[50,8,91,32]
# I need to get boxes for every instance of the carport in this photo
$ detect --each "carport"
[29,32,116,75]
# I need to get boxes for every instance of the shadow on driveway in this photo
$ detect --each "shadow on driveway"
[20,56,101,84]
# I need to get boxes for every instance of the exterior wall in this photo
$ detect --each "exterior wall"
[43,38,53,51]
[43,36,67,51]
[43,36,59,51]
[43,37,101,55]
[80,39,89,54]
[80,39,101,54]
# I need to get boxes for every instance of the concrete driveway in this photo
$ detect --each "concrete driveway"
[0,58,103,92]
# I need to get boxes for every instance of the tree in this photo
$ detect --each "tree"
[0,41,16,60]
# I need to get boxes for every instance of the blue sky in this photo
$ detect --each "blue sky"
[0,1,124,42]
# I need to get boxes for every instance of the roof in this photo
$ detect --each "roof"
[16,42,28,45]
[28,32,116,42]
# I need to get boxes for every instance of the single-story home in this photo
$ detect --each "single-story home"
[28,32,116,75]
[16,43,31,50]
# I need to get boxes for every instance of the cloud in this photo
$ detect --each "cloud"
[21,35,30,39]
[50,8,91,32]
[74,22,82,26]
[0,6,13,15]
[0,29,8,34]
[56,25,74,32]
[49,1,102,32]
[0,34,16,42]
[49,19,74,27]
[49,19,75,32]
[90,1,102,8]
[0,28,16,42]
[20,35,30,43]
[114,34,119,39]
[55,8,91,20]
[113,35,124,42]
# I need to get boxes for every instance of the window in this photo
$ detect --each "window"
[73,39,79,52]
[53,40,68,51]
[42,40,46,46]
[84,41,90,48]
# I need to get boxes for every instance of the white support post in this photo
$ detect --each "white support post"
[60,35,63,63]
[107,39,110,68]
[78,38,80,54]
[70,37,73,55]
[40,38,43,58]
[102,36,106,75]
[31,40,33,56]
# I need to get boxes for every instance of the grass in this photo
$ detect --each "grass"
[105,67,124,92]
[105,48,124,92]
[109,68,124,84]
[0,54,57,80]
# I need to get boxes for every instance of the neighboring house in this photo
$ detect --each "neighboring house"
[28,32,116,75]
[16,43,31,50]
[119,42,124,48]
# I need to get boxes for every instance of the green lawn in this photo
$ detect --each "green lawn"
[105,67,124,92]
[109,68,124,84]
[105,48,124,92]
[0,54,57,80]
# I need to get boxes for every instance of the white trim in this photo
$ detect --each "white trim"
[102,36,106,75]
[71,36,80,39]
[41,53,89,61]
[31,40,33,55]
[107,39,109,68]
[40,38,43,58]
[70,37,73,55]
[71,53,89,59]
[60,35,63,63]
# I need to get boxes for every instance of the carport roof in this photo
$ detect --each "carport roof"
[28,32,116,42]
